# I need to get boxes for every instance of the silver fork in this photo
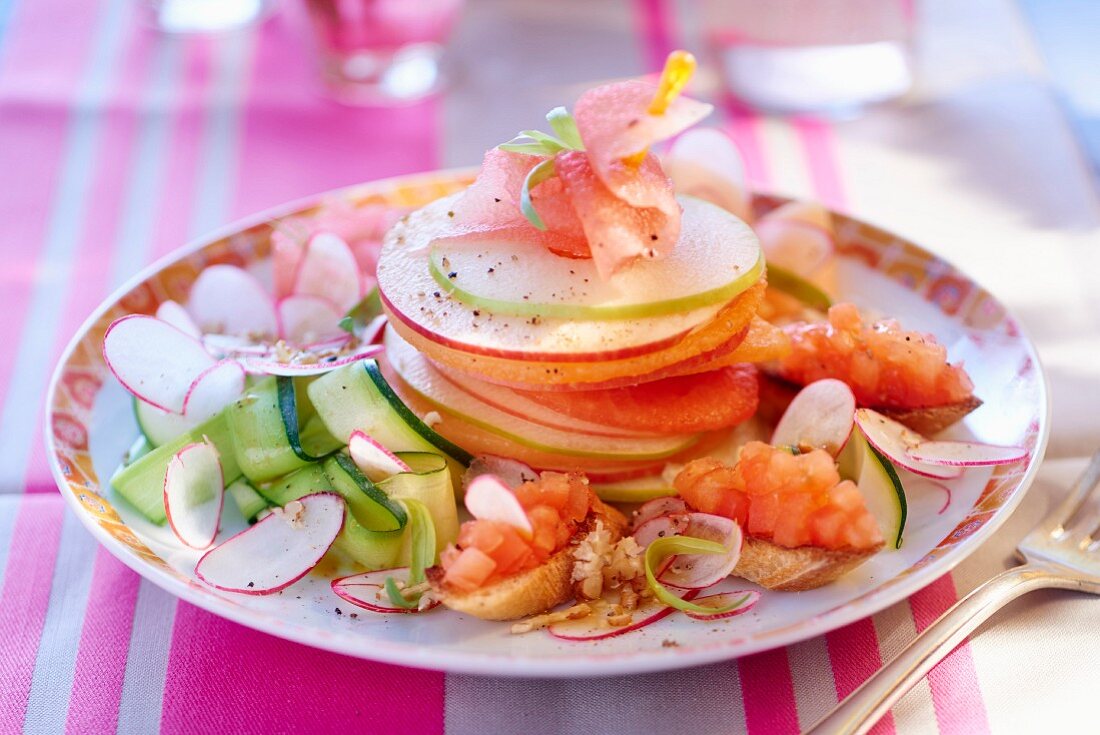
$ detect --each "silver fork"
[807,451,1100,735]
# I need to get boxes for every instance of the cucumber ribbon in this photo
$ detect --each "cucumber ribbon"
[384,498,436,609]
[644,536,751,615]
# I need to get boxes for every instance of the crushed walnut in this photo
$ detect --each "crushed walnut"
[422,411,443,428]
[510,603,592,634]
[271,499,305,528]
[572,522,646,601]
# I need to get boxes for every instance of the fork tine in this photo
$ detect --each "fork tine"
[1046,450,1100,536]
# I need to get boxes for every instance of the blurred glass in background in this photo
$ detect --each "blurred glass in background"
[701,0,915,116]
[143,0,275,33]
[302,0,465,105]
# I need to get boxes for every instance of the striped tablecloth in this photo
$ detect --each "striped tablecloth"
[2,0,1098,733]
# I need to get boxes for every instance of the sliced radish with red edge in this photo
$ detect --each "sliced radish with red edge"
[242,345,383,377]
[771,378,856,457]
[195,493,345,594]
[548,588,701,641]
[854,409,962,480]
[182,359,246,422]
[632,513,690,549]
[464,474,533,536]
[631,497,688,531]
[188,264,278,337]
[348,430,412,482]
[155,300,201,338]
[659,513,743,590]
[277,294,345,345]
[906,440,1027,467]
[462,455,538,492]
[331,567,440,614]
[164,440,224,549]
[294,233,361,313]
[684,590,760,620]
[103,314,216,413]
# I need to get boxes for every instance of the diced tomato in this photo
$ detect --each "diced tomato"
[442,547,497,592]
[516,365,760,434]
[778,303,974,409]
[457,520,505,555]
[528,505,560,556]
[675,442,882,551]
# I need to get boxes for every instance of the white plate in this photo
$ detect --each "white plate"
[46,172,1049,677]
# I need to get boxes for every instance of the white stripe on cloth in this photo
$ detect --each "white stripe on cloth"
[871,601,938,733]
[105,35,187,290]
[0,0,130,495]
[446,661,747,735]
[786,636,839,730]
[21,510,98,735]
[115,580,178,735]
[756,118,816,200]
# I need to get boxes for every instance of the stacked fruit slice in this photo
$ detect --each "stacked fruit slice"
[377,193,787,490]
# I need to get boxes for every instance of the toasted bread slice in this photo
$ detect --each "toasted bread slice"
[426,498,627,621]
[733,536,882,591]
[759,374,981,436]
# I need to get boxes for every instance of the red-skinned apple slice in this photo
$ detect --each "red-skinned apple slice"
[294,232,361,313]
[771,378,856,456]
[464,474,533,536]
[658,513,743,590]
[906,440,1027,467]
[164,440,224,549]
[182,359,246,423]
[194,493,345,594]
[277,294,345,345]
[155,300,202,338]
[684,590,760,621]
[348,430,412,482]
[548,588,701,641]
[631,497,688,531]
[103,314,216,413]
[854,409,962,480]
[188,264,278,337]
[463,455,539,492]
[331,567,441,613]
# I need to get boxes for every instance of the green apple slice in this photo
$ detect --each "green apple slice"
[429,195,763,320]
[385,329,700,462]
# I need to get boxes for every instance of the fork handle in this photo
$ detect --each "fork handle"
[805,564,1083,735]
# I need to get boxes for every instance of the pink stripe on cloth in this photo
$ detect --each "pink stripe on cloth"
[632,0,679,73]
[160,603,444,735]
[738,649,800,735]
[720,98,772,191]
[64,548,141,735]
[826,621,895,733]
[232,13,440,219]
[0,496,65,729]
[792,116,847,211]
[910,575,991,734]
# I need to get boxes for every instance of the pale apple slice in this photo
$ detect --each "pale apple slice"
[195,493,345,595]
[332,567,441,614]
[103,314,217,413]
[182,359,246,422]
[428,195,763,320]
[277,295,345,345]
[188,264,278,337]
[155,300,202,338]
[906,440,1027,467]
[348,430,412,482]
[771,379,856,457]
[294,232,361,313]
[854,409,962,480]
[663,128,752,222]
[378,195,737,362]
[548,589,700,641]
[464,474,533,536]
[463,455,539,492]
[163,440,224,549]
[684,590,760,621]
[384,328,699,461]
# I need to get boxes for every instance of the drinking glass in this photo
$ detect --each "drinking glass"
[701,0,915,116]
[142,0,275,34]
[302,0,464,105]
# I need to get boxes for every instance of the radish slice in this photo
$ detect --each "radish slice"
[771,379,856,457]
[659,513,743,590]
[163,441,224,549]
[188,264,278,337]
[242,345,383,377]
[684,590,760,621]
[202,334,271,358]
[348,431,412,482]
[664,128,752,222]
[464,474,533,536]
[103,315,216,413]
[632,513,690,549]
[462,455,539,492]
[906,440,1028,467]
[277,295,345,345]
[548,589,700,641]
[155,300,202,339]
[182,359,246,422]
[331,567,440,614]
[854,409,962,480]
[631,497,688,531]
[755,207,834,278]
[195,493,345,595]
[294,233,361,313]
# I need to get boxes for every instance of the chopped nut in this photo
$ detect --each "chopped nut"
[510,603,591,634]
[619,585,638,612]
[422,411,443,428]
[272,499,305,528]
